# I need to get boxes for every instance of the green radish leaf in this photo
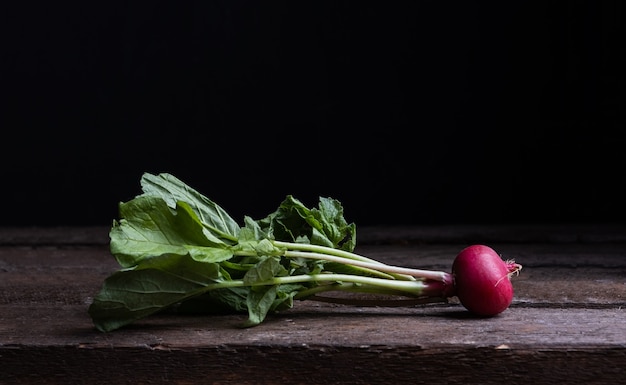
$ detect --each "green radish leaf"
[241,284,303,328]
[243,285,277,327]
[234,218,283,257]
[243,283,303,327]
[273,284,303,311]
[139,172,241,244]
[241,257,293,327]
[257,195,356,251]
[88,253,225,332]
[317,196,357,252]
[110,196,233,268]
[243,256,288,286]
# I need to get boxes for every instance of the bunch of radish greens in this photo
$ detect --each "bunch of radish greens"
[88,172,522,332]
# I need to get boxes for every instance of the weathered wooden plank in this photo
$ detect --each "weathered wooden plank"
[2,303,625,348]
[1,226,625,385]
[2,343,624,385]
[1,305,625,384]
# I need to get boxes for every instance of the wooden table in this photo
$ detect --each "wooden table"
[1,225,625,384]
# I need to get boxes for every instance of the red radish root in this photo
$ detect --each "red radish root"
[451,244,522,316]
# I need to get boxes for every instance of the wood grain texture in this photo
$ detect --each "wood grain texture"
[1,225,625,384]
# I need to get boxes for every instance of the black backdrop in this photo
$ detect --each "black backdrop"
[2,1,625,227]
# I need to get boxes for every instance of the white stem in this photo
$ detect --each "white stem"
[285,250,451,282]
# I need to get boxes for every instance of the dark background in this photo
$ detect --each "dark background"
[1,1,624,227]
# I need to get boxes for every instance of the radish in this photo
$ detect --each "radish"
[451,244,522,316]
[89,173,524,331]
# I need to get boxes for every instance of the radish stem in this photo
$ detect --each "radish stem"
[203,273,435,296]
[284,250,452,284]
[272,240,452,283]
[272,240,386,264]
